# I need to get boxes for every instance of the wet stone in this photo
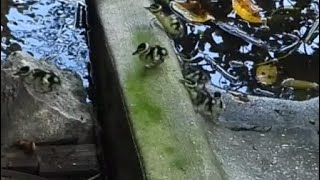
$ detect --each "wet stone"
[1,51,94,150]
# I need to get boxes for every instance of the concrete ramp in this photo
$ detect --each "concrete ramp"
[87,0,225,179]
[87,0,319,180]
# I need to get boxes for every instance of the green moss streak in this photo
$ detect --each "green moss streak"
[124,29,190,177]
[126,67,163,125]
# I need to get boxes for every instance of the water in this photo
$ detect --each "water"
[1,0,318,101]
[163,0,319,101]
[1,0,89,87]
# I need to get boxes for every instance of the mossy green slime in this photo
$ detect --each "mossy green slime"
[125,68,163,125]
[124,29,190,176]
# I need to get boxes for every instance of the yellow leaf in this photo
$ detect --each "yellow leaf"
[232,0,263,24]
[256,64,278,85]
[281,78,319,90]
[170,1,215,23]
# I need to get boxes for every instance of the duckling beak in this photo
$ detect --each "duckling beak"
[13,70,27,76]
[132,50,139,55]
[13,71,21,76]
[144,7,151,10]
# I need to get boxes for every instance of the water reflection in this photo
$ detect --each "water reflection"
[1,0,89,87]
[169,0,319,100]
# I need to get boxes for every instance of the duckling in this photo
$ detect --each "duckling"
[179,63,224,116]
[145,3,184,38]
[181,64,211,85]
[13,65,37,84]
[198,91,224,117]
[132,42,168,68]
[13,66,31,76]
[180,77,224,117]
[32,69,61,92]
[13,66,61,93]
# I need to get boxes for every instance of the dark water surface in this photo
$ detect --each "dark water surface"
[1,0,319,101]
[1,0,89,87]
[165,0,319,100]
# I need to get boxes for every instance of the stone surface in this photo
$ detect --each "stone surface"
[203,89,319,180]
[205,125,319,180]
[206,85,319,132]
[1,51,93,150]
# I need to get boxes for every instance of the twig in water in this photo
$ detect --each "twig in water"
[87,173,101,180]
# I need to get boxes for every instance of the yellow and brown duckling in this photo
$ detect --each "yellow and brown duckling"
[179,65,224,117]
[145,3,184,38]
[13,65,61,93]
[132,42,168,68]
[181,78,224,117]
[181,64,211,85]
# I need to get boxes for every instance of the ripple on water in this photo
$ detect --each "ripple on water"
[1,0,89,87]
[167,0,319,101]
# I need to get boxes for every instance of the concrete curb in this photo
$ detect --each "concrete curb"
[90,0,227,179]
[89,0,319,179]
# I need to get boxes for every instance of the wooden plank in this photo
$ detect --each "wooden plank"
[2,144,99,177]
[1,169,48,180]
[1,151,39,174]
[38,144,99,177]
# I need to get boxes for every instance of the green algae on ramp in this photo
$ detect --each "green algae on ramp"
[125,70,192,178]
[93,0,226,177]
[125,30,191,178]
[122,28,225,179]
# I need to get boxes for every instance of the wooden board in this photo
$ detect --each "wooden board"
[1,169,48,180]
[1,144,99,178]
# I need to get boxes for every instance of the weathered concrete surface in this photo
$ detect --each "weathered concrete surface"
[204,88,319,180]
[207,86,319,132]
[205,125,319,180]
[93,0,319,180]
[1,51,94,150]
[93,0,226,179]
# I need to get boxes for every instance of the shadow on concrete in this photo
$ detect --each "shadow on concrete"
[86,0,146,180]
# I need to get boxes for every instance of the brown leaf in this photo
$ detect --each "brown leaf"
[170,0,215,23]
[15,139,36,154]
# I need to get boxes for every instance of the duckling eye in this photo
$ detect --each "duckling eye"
[138,43,147,49]
[151,4,159,8]
[150,4,161,11]
[213,92,222,98]
[19,66,30,73]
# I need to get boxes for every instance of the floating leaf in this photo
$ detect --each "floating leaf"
[170,0,215,23]
[281,78,319,91]
[232,0,264,24]
[255,64,278,85]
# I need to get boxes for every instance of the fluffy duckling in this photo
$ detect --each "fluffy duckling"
[132,42,168,68]
[14,66,61,93]
[145,3,184,38]
[181,64,211,86]
[180,76,224,117]
[179,64,224,117]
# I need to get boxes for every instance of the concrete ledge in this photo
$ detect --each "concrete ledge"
[88,0,226,179]
[88,0,319,179]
